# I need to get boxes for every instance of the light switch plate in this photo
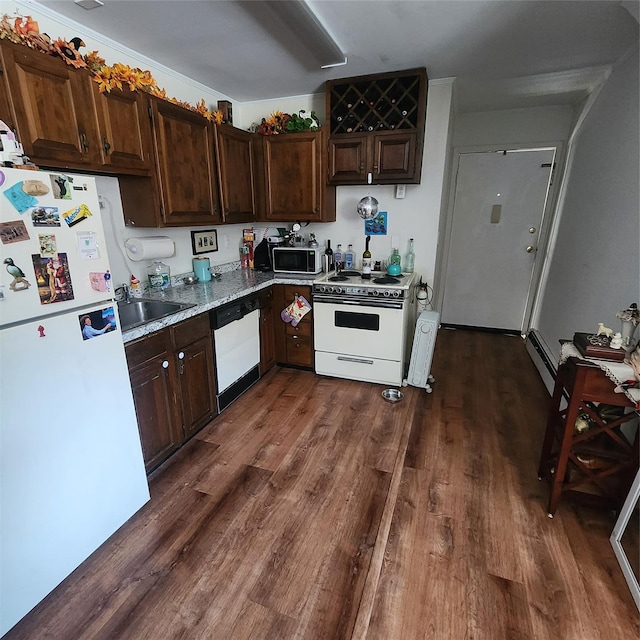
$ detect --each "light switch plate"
[395,184,406,199]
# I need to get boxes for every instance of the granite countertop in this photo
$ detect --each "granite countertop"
[121,269,317,343]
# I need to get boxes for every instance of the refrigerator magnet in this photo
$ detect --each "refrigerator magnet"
[0,219,30,244]
[50,174,72,199]
[79,306,116,340]
[77,231,99,260]
[3,257,31,291]
[22,180,49,197]
[32,253,74,304]
[30,206,60,227]
[38,234,57,258]
[62,203,92,227]
[89,271,109,292]
[3,182,38,214]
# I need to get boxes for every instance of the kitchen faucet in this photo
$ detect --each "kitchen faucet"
[115,284,130,303]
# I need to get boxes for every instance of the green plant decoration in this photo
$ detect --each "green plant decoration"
[286,110,320,132]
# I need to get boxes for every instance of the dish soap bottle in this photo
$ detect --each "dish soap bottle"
[345,244,355,270]
[334,243,344,270]
[147,260,171,290]
[404,238,415,273]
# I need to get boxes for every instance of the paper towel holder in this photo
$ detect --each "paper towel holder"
[124,236,174,262]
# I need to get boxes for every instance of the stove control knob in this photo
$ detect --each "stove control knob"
[335,287,343,294]
[317,285,325,293]
[371,289,379,296]
[328,286,334,293]
[382,290,390,297]
[392,290,401,298]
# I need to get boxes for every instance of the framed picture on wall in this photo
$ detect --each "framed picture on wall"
[191,229,218,255]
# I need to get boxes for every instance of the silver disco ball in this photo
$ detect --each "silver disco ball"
[357,196,379,219]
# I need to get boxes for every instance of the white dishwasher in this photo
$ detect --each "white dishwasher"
[210,294,261,412]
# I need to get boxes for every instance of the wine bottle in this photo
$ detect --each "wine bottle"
[404,238,415,273]
[345,244,355,270]
[324,240,334,273]
[362,237,372,279]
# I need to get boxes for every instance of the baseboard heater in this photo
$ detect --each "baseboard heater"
[217,364,260,413]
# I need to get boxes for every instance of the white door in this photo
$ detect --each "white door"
[441,149,555,332]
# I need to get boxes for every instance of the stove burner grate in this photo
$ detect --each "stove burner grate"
[373,276,401,284]
[329,275,349,282]
[339,270,361,277]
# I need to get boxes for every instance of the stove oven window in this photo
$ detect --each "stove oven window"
[335,310,380,331]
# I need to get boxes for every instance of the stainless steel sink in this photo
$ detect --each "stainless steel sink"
[118,298,195,331]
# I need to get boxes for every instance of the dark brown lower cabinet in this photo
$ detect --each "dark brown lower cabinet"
[272,284,314,370]
[125,313,216,473]
[259,288,277,375]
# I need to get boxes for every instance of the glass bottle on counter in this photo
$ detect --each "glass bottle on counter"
[323,240,334,273]
[404,238,415,273]
[334,244,344,270]
[389,248,401,268]
[147,260,171,290]
[362,237,372,279]
[345,244,355,270]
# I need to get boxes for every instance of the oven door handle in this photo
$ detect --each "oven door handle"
[337,356,375,365]
[313,295,403,310]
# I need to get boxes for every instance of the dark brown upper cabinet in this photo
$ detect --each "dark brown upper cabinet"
[214,123,261,224]
[149,96,221,227]
[325,68,427,185]
[263,129,335,223]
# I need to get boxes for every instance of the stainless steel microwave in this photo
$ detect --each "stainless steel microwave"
[272,246,324,274]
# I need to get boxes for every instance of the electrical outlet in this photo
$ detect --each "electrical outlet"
[395,184,406,199]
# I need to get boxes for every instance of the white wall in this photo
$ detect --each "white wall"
[534,44,640,362]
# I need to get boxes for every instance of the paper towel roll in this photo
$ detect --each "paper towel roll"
[124,237,175,261]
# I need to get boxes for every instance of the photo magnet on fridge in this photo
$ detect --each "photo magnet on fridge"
[79,306,116,340]
[62,204,92,228]
[32,253,74,304]
[0,219,30,244]
[50,174,72,199]
[365,211,388,236]
[30,206,60,227]
[38,234,57,258]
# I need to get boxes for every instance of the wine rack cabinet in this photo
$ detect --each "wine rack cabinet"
[325,68,427,185]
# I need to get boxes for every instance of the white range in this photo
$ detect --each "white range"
[312,269,418,386]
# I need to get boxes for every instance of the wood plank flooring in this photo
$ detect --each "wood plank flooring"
[4,329,638,639]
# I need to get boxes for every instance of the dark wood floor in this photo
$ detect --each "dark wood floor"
[4,329,638,639]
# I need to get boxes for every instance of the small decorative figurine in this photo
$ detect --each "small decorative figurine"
[610,332,623,349]
[597,323,613,338]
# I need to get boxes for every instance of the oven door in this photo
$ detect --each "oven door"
[313,297,405,361]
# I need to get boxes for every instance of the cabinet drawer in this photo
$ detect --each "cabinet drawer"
[172,313,210,348]
[125,330,170,368]
[285,335,313,367]
[285,321,312,337]
[282,284,312,302]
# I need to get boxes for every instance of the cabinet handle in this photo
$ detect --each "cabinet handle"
[102,137,111,155]
[314,207,319,214]
[79,132,89,153]
[359,162,364,172]
[224,207,229,214]
[162,360,169,369]
[367,172,372,185]
[178,351,185,374]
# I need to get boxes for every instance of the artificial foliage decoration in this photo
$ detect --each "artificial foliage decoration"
[0,13,223,123]
[253,109,321,135]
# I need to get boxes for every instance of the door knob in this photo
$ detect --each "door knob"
[526,246,535,253]
[529,227,537,234]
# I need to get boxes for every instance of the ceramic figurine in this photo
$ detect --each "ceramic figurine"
[610,332,623,349]
[597,323,613,338]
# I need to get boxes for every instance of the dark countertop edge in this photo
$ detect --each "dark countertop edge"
[121,271,317,344]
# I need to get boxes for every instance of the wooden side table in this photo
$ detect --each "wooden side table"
[537,355,639,517]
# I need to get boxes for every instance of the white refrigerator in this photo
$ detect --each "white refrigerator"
[0,167,149,635]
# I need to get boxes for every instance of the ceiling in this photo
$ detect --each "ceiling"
[31,0,639,112]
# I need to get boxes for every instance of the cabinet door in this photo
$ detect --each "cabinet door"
[215,124,259,224]
[150,97,221,226]
[1,41,100,167]
[264,130,332,222]
[128,354,180,473]
[176,336,216,439]
[373,131,419,183]
[93,86,153,174]
[327,134,368,184]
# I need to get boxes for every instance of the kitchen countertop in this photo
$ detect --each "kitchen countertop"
[121,269,318,343]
